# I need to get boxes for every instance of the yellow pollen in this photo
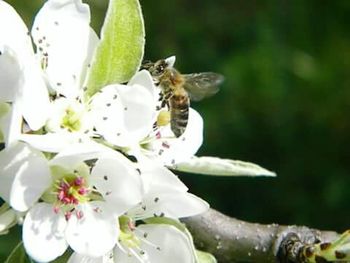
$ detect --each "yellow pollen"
[157,110,171,126]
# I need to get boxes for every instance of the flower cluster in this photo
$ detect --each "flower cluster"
[0,0,208,262]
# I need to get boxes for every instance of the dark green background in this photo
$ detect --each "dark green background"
[1,0,350,260]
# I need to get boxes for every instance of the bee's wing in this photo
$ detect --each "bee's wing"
[183,72,224,101]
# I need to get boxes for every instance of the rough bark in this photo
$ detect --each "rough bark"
[182,208,340,263]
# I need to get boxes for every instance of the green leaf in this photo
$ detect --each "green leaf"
[85,0,145,98]
[51,248,73,263]
[173,156,276,177]
[0,205,17,235]
[5,242,34,263]
[196,250,217,263]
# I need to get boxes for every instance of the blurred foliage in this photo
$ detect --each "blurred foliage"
[1,0,350,260]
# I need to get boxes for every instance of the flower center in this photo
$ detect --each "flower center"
[42,164,91,220]
[54,174,89,220]
[45,97,92,134]
[61,107,82,132]
[56,176,88,205]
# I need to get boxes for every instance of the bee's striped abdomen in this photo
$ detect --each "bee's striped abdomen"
[170,91,190,137]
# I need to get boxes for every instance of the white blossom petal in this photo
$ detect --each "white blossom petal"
[0,46,22,101]
[117,83,155,142]
[0,1,33,64]
[9,148,51,212]
[148,109,203,165]
[19,133,84,153]
[88,85,128,146]
[81,27,99,86]
[1,102,22,146]
[32,0,93,98]
[68,253,104,263]
[138,159,188,194]
[113,245,147,263]
[23,203,68,262]
[90,157,143,214]
[66,201,119,258]
[20,61,50,131]
[133,191,209,220]
[126,159,207,219]
[0,143,30,203]
[90,81,155,147]
[0,1,50,130]
[128,70,158,104]
[115,224,195,263]
[51,141,115,167]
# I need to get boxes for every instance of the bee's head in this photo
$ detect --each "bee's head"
[141,59,170,77]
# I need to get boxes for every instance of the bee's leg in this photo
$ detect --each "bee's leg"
[161,99,168,108]
[159,95,171,109]
[162,92,172,108]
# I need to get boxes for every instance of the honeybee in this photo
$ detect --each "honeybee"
[142,56,224,137]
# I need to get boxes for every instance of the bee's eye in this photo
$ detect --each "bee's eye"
[156,65,164,74]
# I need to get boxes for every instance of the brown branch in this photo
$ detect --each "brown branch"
[182,208,340,263]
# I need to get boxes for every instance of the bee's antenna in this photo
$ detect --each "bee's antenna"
[140,60,153,70]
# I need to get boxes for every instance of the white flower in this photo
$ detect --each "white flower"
[18,69,156,154]
[30,0,97,99]
[127,159,209,220]
[68,159,208,263]
[90,57,204,166]
[21,0,99,147]
[0,141,144,262]
[69,224,196,263]
[0,2,210,263]
[88,70,157,149]
[0,0,101,152]
[0,0,160,156]
[0,0,203,165]
[113,161,208,263]
[0,142,51,211]
[113,224,197,263]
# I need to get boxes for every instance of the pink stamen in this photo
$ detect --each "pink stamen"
[60,181,69,189]
[128,220,136,231]
[76,210,84,219]
[57,190,65,201]
[78,187,88,195]
[55,174,88,213]
[63,197,71,204]
[156,131,161,139]
[74,177,84,186]
[72,198,79,205]
[53,206,60,214]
